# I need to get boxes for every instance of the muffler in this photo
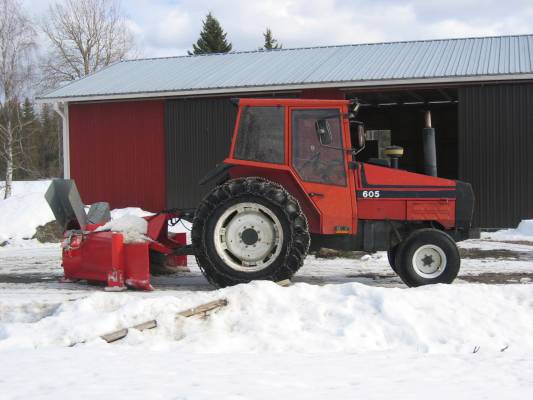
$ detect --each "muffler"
[423,110,437,177]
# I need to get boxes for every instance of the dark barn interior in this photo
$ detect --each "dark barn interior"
[351,88,459,180]
[349,83,533,228]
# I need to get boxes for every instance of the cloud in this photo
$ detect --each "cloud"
[22,0,533,58]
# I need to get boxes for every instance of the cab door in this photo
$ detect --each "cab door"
[289,107,356,234]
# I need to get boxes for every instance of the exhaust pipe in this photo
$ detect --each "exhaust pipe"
[423,110,437,177]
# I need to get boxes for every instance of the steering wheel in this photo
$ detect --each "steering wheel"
[300,151,322,169]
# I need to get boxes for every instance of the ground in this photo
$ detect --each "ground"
[1,181,533,399]
[1,236,533,399]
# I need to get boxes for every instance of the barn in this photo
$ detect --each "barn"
[38,34,533,229]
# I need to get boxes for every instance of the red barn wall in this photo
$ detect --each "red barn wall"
[69,100,166,211]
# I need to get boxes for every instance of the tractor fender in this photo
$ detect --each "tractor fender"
[199,163,234,186]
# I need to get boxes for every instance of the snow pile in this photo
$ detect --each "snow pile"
[0,181,53,244]
[110,207,154,220]
[97,214,149,243]
[487,219,533,241]
[513,219,533,236]
[1,282,533,354]
[97,207,190,243]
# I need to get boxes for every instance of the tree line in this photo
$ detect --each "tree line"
[0,0,282,198]
[189,12,281,54]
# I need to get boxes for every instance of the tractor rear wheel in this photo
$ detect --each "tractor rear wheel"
[192,177,310,287]
[394,228,460,287]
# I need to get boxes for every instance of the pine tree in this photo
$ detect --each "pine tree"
[262,28,281,50]
[39,103,62,178]
[189,12,232,55]
[19,98,40,179]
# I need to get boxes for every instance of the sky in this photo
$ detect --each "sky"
[22,0,533,58]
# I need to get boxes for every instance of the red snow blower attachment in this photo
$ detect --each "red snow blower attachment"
[45,179,189,291]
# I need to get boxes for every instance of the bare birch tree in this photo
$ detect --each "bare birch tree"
[41,0,136,87]
[0,0,36,199]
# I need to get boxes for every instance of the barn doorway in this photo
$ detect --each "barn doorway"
[348,88,459,180]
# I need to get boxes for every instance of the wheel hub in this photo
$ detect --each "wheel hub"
[412,244,447,279]
[241,228,259,245]
[421,254,434,267]
[213,202,283,272]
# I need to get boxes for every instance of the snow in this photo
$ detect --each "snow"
[2,281,532,353]
[97,214,149,243]
[0,253,532,399]
[0,180,53,244]
[487,219,533,241]
[0,281,533,399]
[1,349,531,400]
[110,207,154,219]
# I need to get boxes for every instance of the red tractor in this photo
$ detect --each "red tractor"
[191,98,476,288]
[47,98,477,290]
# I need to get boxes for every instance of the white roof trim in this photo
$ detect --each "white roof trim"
[36,73,533,103]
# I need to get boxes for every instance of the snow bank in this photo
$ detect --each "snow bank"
[0,181,53,243]
[487,219,533,241]
[1,282,532,354]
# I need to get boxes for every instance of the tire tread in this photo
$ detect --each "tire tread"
[192,177,310,287]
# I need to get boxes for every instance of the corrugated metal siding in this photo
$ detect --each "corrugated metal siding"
[69,100,166,211]
[165,98,237,209]
[41,35,533,100]
[459,83,533,228]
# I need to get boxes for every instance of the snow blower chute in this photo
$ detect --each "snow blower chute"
[45,179,190,291]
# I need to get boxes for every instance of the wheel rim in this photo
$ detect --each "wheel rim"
[412,244,447,279]
[213,202,283,272]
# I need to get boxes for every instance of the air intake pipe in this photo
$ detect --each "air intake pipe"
[423,110,437,177]
[384,146,404,169]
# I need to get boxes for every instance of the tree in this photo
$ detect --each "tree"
[19,97,40,178]
[262,28,281,50]
[41,0,136,88]
[0,0,36,198]
[189,12,232,55]
[39,103,62,178]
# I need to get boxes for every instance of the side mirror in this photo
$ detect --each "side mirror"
[357,124,366,148]
[315,119,333,145]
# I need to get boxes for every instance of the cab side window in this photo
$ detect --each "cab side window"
[233,106,285,164]
[291,109,346,186]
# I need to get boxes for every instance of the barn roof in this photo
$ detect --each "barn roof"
[38,34,533,102]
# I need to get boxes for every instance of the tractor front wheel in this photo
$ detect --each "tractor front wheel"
[394,228,460,287]
[192,177,310,287]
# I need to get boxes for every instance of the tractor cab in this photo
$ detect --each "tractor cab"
[226,98,357,235]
